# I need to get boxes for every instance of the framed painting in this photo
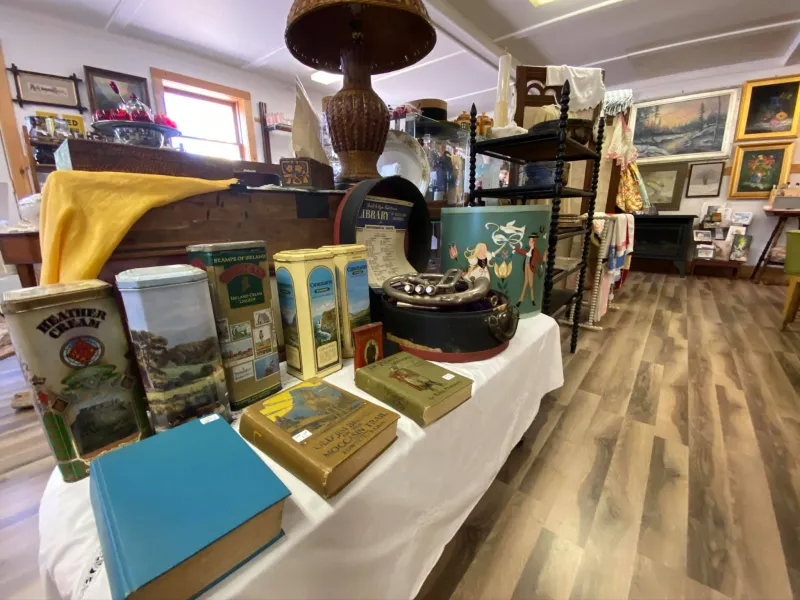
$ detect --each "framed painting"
[7,64,85,112]
[638,162,688,210]
[686,161,725,198]
[728,141,795,199]
[84,66,150,112]
[736,75,800,141]
[629,89,739,164]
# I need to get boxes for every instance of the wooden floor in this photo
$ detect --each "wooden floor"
[1,272,798,600]
[418,272,800,600]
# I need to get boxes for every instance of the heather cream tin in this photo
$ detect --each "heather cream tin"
[319,244,370,358]
[273,249,342,380]
[187,241,282,412]
[1,280,151,482]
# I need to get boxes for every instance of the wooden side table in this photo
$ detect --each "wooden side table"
[0,188,343,288]
[689,258,741,278]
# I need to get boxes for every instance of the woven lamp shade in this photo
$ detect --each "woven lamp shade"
[286,0,436,75]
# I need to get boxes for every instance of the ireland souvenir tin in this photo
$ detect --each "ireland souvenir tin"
[273,249,342,380]
[441,205,552,318]
[1,280,151,482]
[116,265,231,431]
[187,241,281,412]
[319,244,370,358]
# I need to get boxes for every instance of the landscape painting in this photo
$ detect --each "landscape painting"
[737,75,800,141]
[638,163,687,210]
[686,161,725,198]
[729,142,795,199]
[630,90,738,164]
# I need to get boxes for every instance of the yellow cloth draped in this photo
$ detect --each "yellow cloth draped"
[39,171,236,284]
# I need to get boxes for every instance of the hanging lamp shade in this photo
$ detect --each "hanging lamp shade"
[285,0,436,74]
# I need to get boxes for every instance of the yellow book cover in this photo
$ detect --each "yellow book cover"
[239,378,398,498]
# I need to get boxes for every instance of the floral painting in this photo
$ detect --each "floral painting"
[728,142,795,199]
[737,76,800,141]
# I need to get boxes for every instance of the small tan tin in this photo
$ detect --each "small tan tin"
[187,241,282,411]
[0,280,151,482]
[319,244,370,358]
[273,249,342,380]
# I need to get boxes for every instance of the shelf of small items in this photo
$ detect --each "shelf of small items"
[690,205,752,278]
[466,79,606,354]
[22,126,72,193]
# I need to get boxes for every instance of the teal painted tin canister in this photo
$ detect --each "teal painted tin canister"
[441,205,552,318]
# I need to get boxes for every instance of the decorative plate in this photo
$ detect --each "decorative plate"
[377,130,430,196]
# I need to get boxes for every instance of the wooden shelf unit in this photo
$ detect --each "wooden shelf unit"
[22,127,69,193]
[466,79,606,353]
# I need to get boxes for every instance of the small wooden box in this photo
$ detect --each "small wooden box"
[280,157,334,190]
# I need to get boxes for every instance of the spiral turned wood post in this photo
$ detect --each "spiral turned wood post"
[468,103,477,207]
[542,80,570,317]
[570,114,606,353]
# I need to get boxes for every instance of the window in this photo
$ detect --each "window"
[164,89,243,160]
[150,68,257,162]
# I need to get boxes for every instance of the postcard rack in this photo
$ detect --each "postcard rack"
[467,80,605,353]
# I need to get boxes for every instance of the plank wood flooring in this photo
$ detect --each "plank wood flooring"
[1,273,799,600]
[418,273,800,600]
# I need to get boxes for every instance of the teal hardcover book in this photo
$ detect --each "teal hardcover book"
[90,416,290,600]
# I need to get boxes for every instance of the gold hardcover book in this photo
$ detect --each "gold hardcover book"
[355,352,473,427]
[239,378,398,498]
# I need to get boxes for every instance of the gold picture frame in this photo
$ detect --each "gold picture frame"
[735,75,800,142]
[728,141,795,199]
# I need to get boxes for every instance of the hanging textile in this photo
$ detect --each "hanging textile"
[603,89,634,117]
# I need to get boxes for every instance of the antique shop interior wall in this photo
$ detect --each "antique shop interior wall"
[0,6,314,207]
[614,60,800,265]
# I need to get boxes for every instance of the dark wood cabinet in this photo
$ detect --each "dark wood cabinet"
[632,214,695,277]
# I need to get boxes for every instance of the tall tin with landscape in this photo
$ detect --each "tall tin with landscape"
[187,241,282,411]
[1,281,151,482]
[319,244,370,358]
[116,265,231,431]
[441,205,552,317]
[273,249,342,380]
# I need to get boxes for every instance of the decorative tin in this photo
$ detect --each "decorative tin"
[319,244,370,358]
[352,322,384,371]
[116,265,231,431]
[440,205,552,318]
[187,241,282,412]
[273,249,342,380]
[0,280,151,482]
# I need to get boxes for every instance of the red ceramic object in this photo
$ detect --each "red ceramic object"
[93,109,113,122]
[131,110,152,123]
[113,109,130,121]
[154,114,168,126]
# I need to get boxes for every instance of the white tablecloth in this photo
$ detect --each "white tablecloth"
[38,316,563,600]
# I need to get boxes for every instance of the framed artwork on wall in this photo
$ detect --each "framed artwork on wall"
[735,75,800,142]
[629,89,739,164]
[686,161,725,198]
[84,66,150,112]
[728,141,795,199]
[638,162,688,211]
[7,64,86,112]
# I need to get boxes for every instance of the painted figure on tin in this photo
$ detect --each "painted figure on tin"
[514,233,546,307]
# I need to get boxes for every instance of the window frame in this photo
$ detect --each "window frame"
[150,67,257,161]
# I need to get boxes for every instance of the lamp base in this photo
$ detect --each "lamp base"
[325,46,389,187]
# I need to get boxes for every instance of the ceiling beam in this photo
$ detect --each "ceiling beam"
[242,46,288,70]
[374,50,464,83]
[424,0,505,70]
[105,0,148,31]
[492,0,625,43]
[582,19,800,67]
[782,31,800,66]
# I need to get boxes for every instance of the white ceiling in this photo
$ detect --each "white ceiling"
[2,0,800,117]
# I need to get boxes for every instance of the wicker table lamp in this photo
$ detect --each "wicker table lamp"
[286,0,436,187]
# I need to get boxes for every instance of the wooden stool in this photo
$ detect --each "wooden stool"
[783,275,800,331]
